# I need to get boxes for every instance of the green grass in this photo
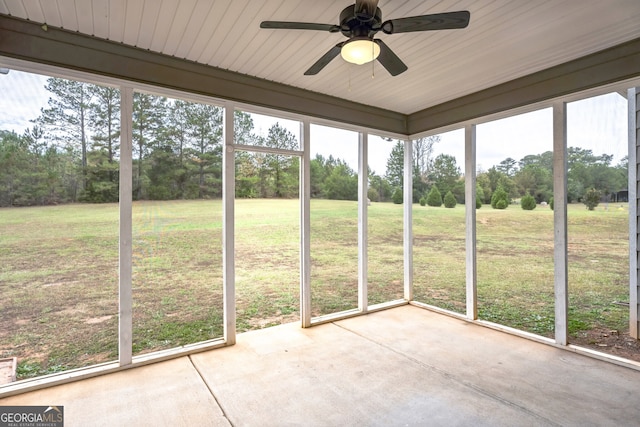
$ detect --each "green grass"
[413,204,467,313]
[0,199,634,379]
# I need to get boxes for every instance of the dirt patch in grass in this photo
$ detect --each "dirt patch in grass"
[247,313,300,329]
[571,328,640,362]
[86,315,114,324]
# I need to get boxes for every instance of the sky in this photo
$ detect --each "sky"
[0,69,629,176]
[250,91,629,174]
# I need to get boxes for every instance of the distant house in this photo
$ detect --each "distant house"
[613,190,629,203]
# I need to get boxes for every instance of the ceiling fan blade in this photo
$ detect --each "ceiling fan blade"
[355,0,379,21]
[260,21,340,32]
[304,43,346,75]
[375,40,408,76]
[381,11,470,34]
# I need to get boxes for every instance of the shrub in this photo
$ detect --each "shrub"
[520,194,536,210]
[392,188,403,204]
[476,195,482,209]
[419,197,426,207]
[495,199,508,209]
[367,187,379,202]
[583,188,601,211]
[549,197,554,210]
[476,185,485,204]
[491,186,509,209]
[444,191,457,208]
[426,186,442,207]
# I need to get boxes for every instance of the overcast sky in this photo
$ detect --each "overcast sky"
[0,69,629,176]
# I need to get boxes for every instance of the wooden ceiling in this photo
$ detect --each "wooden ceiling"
[2,0,640,116]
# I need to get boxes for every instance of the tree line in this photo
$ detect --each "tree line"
[0,77,349,206]
[381,137,627,207]
[476,149,627,206]
[0,77,628,208]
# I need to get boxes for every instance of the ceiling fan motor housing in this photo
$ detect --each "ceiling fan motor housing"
[340,5,382,38]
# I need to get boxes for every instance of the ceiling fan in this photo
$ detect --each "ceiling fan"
[260,0,470,76]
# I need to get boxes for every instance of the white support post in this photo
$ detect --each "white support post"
[118,86,133,366]
[553,101,569,346]
[403,139,413,301]
[465,124,477,320]
[358,132,368,312]
[300,120,312,327]
[629,87,639,339]
[223,104,236,345]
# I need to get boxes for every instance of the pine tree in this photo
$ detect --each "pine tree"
[185,102,223,198]
[520,194,536,210]
[426,185,442,207]
[261,123,298,198]
[133,93,167,199]
[385,142,404,189]
[87,85,120,202]
[37,78,93,196]
[444,190,457,208]
[430,154,461,196]
[491,186,509,209]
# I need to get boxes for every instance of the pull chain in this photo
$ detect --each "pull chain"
[371,41,375,79]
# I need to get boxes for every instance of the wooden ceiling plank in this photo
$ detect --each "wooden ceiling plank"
[173,0,215,59]
[107,0,125,42]
[224,0,294,72]
[91,0,109,39]
[161,0,198,57]
[22,0,44,23]
[55,0,77,30]
[187,0,232,63]
[122,0,143,46]
[136,0,162,49]
[3,0,25,17]
[149,0,180,53]
[75,0,93,35]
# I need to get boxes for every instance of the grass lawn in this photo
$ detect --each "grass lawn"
[0,199,635,379]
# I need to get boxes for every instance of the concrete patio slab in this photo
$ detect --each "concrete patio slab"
[1,305,639,426]
[336,306,640,426]
[0,357,229,427]
[191,314,547,426]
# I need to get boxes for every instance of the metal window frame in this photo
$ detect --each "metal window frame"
[3,52,640,398]
[553,101,569,346]
[465,124,478,320]
[630,88,640,339]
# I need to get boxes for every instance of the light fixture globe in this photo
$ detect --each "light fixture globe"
[340,38,380,65]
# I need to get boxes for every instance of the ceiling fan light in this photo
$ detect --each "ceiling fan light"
[341,39,380,65]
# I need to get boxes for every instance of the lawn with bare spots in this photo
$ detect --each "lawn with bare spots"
[1,199,638,380]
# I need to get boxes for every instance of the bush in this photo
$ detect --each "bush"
[367,187,379,203]
[392,188,403,204]
[549,197,554,210]
[476,196,482,209]
[583,188,601,211]
[491,186,509,209]
[426,186,442,207]
[495,199,508,209]
[419,197,426,206]
[444,191,457,208]
[520,194,536,210]
[476,185,485,204]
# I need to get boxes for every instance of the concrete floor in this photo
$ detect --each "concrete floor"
[2,305,640,426]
